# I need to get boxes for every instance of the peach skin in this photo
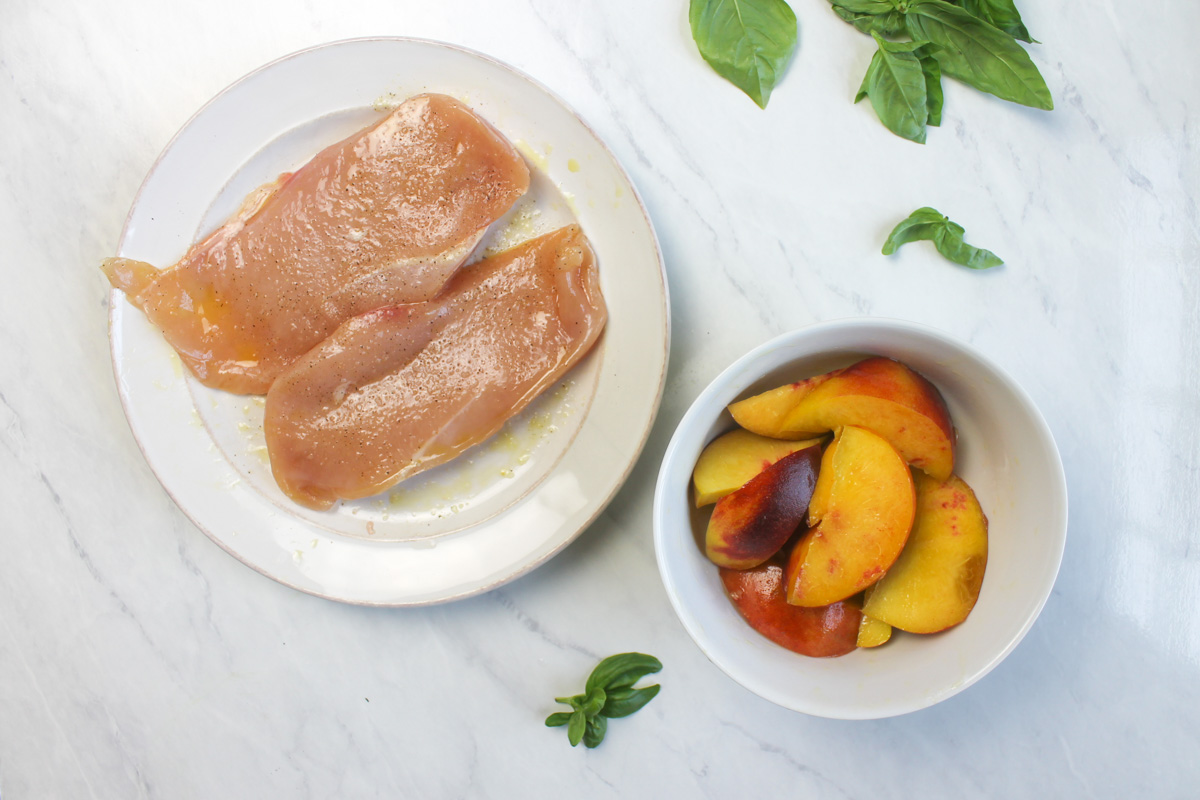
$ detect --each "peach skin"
[720,560,860,658]
[704,445,821,570]
[781,357,955,480]
[727,372,837,439]
[692,429,825,507]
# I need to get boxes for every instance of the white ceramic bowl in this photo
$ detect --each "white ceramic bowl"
[653,319,1067,719]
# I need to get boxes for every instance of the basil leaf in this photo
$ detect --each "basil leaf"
[855,34,939,144]
[583,715,608,749]
[690,0,798,108]
[601,684,662,719]
[567,709,587,747]
[585,653,663,694]
[830,0,896,12]
[883,207,1004,268]
[949,0,1034,42]
[582,688,607,718]
[832,7,907,36]
[917,47,944,126]
[905,0,1051,109]
[545,712,573,728]
[931,220,1004,268]
[829,0,906,36]
[882,207,947,253]
[883,221,942,251]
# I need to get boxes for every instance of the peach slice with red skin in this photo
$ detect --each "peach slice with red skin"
[729,357,956,481]
[724,372,836,439]
[720,560,860,657]
[785,425,916,607]
[704,445,821,570]
[692,429,825,507]
[862,472,989,633]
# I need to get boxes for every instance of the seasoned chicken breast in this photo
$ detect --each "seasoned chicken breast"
[264,225,607,510]
[104,94,530,394]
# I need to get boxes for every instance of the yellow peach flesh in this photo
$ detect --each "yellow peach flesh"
[692,429,824,508]
[785,425,916,607]
[862,472,989,633]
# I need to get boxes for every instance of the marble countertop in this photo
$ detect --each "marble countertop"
[3,0,1197,796]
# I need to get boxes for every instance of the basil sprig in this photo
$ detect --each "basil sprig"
[856,34,943,143]
[545,653,662,748]
[883,207,1003,269]
[831,0,1050,141]
[689,0,798,108]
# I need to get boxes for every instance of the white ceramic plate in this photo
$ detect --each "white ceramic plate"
[109,38,669,605]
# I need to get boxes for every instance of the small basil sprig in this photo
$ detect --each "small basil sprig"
[883,207,1003,269]
[545,653,662,748]
[856,34,943,144]
[689,0,798,108]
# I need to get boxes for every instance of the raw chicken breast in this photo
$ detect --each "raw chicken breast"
[264,225,606,510]
[104,94,530,394]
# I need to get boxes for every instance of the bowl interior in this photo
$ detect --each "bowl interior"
[653,319,1067,719]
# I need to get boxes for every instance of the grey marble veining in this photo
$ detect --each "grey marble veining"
[2,0,1198,796]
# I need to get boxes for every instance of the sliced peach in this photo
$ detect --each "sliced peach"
[780,357,955,480]
[785,425,916,607]
[857,612,892,648]
[727,372,836,438]
[720,560,860,657]
[692,429,825,507]
[862,472,989,633]
[704,446,821,569]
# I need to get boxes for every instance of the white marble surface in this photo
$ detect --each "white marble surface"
[2,0,1197,796]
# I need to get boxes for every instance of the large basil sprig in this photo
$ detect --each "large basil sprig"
[856,34,943,143]
[689,0,798,108]
[545,653,662,748]
[883,207,1004,269]
[829,0,1051,141]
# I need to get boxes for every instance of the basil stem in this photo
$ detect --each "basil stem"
[689,0,799,108]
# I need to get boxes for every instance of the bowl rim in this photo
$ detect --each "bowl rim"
[652,316,1068,718]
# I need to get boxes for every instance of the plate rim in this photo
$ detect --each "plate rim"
[107,36,671,606]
